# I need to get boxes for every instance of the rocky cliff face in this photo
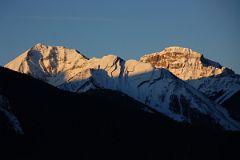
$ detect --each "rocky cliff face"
[140,47,233,80]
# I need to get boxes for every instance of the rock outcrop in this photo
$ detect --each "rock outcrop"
[140,46,233,80]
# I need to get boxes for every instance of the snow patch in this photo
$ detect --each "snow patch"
[0,95,24,134]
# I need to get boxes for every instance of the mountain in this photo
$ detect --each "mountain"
[139,46,240,102]
[5,43,88,85]
[5,44,239,130]
[140,46,234,80]
[140,46,240,120]
[0,66,240,160]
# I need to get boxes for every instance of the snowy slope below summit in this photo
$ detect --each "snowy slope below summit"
[140,46,240,115]
[63,59,238,130]
[187,74,240,122]
[4,44,240,130]
[188,74,240,104]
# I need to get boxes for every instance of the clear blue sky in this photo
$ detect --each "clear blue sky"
[0,0,240,73]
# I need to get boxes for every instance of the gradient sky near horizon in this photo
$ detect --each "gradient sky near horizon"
[0,0,240,73]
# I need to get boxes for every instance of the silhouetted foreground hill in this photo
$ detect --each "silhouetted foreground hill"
[0,67,239,160]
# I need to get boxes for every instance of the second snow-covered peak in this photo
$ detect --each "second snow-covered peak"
[140,46,233,80]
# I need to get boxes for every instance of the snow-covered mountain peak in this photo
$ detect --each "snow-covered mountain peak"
[5,44,88,82]
[140,46,231,80]
[29,43,88,59]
